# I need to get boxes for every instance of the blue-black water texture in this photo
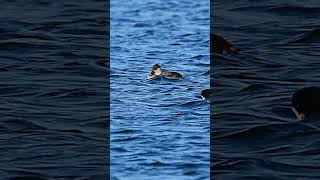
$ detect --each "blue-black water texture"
[111,0,210,179]
[0,1,109,179]
[212,0,320,179]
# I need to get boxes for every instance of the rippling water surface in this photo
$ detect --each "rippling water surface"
[0,1,108,179]
[212,0,320,179]
[111,0,210,179]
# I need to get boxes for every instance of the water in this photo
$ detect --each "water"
[110,0,210,179]
[212,0,320,179]
[0,1,108,179]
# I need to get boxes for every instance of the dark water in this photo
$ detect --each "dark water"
[111,0,210,179]
[213,0,320,179]
[0,1,108,179]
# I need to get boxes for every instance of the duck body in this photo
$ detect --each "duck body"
[161,71,183,79]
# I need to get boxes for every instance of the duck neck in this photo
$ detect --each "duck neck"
[154,68,162,76]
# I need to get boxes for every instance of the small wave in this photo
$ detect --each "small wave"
[112,129,143,134]
[0,41,58,51]
[144,160,171,167]
[36,88,98,99]
[133,23,151,27]
[214,122,319,140]
[238,83,269,93]
[181,100,204,107]
[112,136,141,142]
[2,119,48,132]
[282,29,320,44]
[267,5,320,16]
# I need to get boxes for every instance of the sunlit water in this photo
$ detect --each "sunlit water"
[111,0,210,179]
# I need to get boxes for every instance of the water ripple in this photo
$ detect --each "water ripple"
[213,0,320,179]
[111,0,210,179]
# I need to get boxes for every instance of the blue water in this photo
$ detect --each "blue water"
[0,1,108,179]
[213,0,320,179]
[110,0,210,179]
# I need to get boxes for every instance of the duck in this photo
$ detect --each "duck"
[147,64,182,80]
[201,89,211,100]
[211,33,239,54]
[291,86,320,120]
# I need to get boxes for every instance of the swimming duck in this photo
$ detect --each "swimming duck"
[201,89,211,100]
[147,64,182,80]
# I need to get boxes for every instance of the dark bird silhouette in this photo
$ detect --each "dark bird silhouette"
[211,33,239,54]
[201,89,212,100]
[147,64,182,80]
[292,86,320,120]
